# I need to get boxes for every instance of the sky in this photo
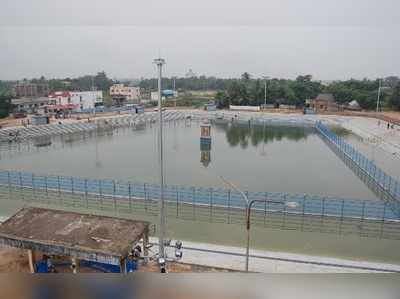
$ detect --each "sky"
[0,0,399,80]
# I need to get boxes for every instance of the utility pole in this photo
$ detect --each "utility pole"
[263,76,269,108]
[154,58,166,260]
[376,79,382,113]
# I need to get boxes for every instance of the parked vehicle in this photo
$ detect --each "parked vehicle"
[13,111,27,119]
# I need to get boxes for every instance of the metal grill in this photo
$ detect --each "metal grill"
[1,170,400,240]
[316,121,400,203]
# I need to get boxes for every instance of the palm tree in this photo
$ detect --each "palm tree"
[241,72,251,81]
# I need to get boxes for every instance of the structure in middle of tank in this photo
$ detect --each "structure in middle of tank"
[200,120,212,167]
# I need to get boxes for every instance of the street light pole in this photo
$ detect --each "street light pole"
[220,176,297,272]
[376,79,382,114]
[263,76,269,109]
[154,58,166,260]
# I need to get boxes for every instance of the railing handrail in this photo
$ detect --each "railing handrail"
[315,121,400,204]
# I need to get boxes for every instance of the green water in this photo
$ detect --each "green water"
[0,121,378,200]
[1,120,399,264]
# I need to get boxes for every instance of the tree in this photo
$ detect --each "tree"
[215,91,229,108]
[388,83,400,111]
[241,72,251,81]
[0,94,11,118]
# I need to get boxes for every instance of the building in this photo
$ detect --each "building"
[186,69,196,78]
[14,82,49,98]
[307,93,339,113]
[346,100,362,111]
[110,84,140,105]
[204,101,217,111]
[151,90,178,101]
[0,207,150,273]
[47,91,103,112]
[11,97,50,114]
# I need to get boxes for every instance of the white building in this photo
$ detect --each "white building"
[48,91,103,112]
[110,84,140,102]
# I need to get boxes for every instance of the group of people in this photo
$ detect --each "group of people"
[21,119,30,127]
[378,120,397,130]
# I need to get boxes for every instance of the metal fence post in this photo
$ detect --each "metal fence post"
[113,180,117,211]
[209,188,213,222]
[128,183,132,212]
[282,194,287,229]
[360,201,366,234]
[19,172,22,188]
[45,176,49,203]
[7,171,11,200]
[144,183,147,212]
[339,199,345,234]
[321,198,326,232]
[32,173,36,200]
[99,180,103,209]
[227,189,231,224]
[85,179,88,208]
[381,202,387,238]
[192,187,196,220]
[176,187,179,218]
[19,172,23,201]
[57,176,61,202]
[301,195,306,231]
[264,192,268,227]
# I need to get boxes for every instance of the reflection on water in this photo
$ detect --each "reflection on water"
[0,120,379,200]
[200,140,212,167]
[33,136,52,147]
[216,122,311,149]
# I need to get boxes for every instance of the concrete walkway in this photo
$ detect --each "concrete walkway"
[156,238,400,273]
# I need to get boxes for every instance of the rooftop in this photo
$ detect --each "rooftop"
[0,208,149,265]
[11,97,49,105]
[315,93,335,102]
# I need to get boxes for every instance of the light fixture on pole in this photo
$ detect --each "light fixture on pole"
[154,57,166,263]
[376,79,382,114]
[220,176,299,272]
[263,76,270,108]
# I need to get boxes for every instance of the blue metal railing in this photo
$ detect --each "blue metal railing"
[316,121,400,204]
[0,169,399,222]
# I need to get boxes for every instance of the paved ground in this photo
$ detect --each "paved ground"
[0,245,235,273]
[160,238,400,273]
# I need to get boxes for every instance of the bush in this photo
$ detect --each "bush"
[0,94,11,119]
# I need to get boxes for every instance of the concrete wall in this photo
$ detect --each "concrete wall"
[230,105,260,111]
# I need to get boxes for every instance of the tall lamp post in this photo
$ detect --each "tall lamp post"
[376,79,382,114]
[154,58,166,261]
[220,176,298,272]
[263,76,270,108]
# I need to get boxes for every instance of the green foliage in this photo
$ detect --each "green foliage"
[212,75,322,108]
[323,79,379,109]
[163,96,209,108]
[0,94,11,118]
[32,72,113,93]
[223,123,309,149]
[0,81,13,118]
[139,76,231,91]
[215,91,230,108]
[388,83,400,111]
